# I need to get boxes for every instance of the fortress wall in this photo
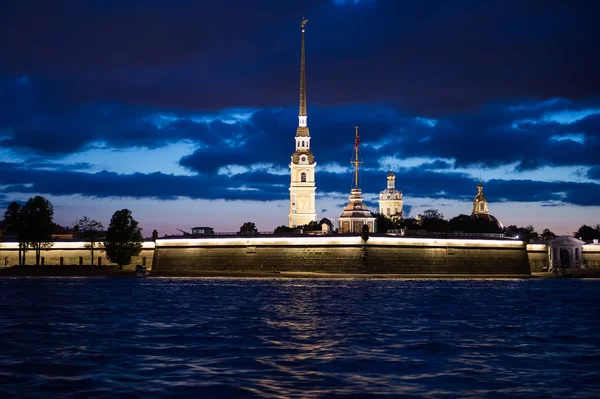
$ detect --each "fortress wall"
[0,242,155,269]
[583,244,600,268]
[526,244,549,272]
[153,236,530,275]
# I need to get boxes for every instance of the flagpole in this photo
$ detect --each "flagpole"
[354,126,360,188]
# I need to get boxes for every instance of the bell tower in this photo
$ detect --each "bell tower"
[289,18,317,227]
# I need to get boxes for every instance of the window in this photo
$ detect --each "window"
[342,221,350,233]
[575,248,579,261]
[142,257,147,266]
[387,208,390,215]
[479,203,484,211]
[302,141,305,147]
[4,257,8,266]
[553,248,558,260]
[41,257,45,266]
[301,172,306,182]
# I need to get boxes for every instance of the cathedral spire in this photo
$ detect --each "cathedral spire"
[297,18,309,135]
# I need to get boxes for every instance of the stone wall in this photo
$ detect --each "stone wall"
[526,244,549,272]
[583,244,600,268]
[153,235,531,274]
[0,241,155,269]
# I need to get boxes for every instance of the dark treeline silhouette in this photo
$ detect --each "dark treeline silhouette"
[273,218,333,235]
[3,196,55,265]
[1,198,143,268]
[103,209,143,269]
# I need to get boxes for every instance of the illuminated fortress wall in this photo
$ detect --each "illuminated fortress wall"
[1,238,597,274]
[526,244,549,272]
[0,242,155,268]
[152,236,531,275]
[583,244,600,268]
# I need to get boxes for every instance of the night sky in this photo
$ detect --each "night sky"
[1,0,599,236]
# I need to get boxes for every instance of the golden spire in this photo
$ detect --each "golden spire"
[298,18,308,130]
[352,126,362,188]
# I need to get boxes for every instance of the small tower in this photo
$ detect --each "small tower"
[338,127,376,234]
[288,18,317,227]
[378,170,403,220]
[472,181,489,215]
[471,181,503,229]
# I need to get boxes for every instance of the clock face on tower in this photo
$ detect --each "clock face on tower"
[300,155,308,164]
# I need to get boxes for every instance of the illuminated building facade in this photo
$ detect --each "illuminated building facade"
[471,181,503,229]
[288,18,317,227]
[378,170,403,220]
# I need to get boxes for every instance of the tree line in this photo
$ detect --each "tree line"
[2,196,143,268]
[374,209,600,242]
[237,209,600,243]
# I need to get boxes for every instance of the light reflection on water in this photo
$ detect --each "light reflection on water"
[0,278,599,398]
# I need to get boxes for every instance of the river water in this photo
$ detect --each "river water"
[0,278,599,398]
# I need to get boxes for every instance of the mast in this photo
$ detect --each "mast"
[352,126,362,188]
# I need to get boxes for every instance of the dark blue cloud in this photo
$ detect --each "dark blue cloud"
[588,166,600,180]
[0,1,597,115]
[0,0,599,216]
[1,160,599,207]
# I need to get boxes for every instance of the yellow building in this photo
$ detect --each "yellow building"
[471,181,503,229]
[378,170,403,220]
[289,19,317,227]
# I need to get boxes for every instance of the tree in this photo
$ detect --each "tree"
[238,222,257,235]
[74,216,104,266]
[421,209,450,233]
[422,209,444,220]
[274,225,294,235]
[152,229,159,241]
[23,196,55,266]
[3,202,27,265]
[541,228,557,241]
[505,224,538,242]
[371,212,398,233]
[574,225,600,242]
[302,221,321,231]
[399,218,420,230]
[104,209,143,269]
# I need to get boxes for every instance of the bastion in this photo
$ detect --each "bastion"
[152,235,531,275]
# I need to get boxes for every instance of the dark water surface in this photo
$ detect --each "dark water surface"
[1,278,599,398]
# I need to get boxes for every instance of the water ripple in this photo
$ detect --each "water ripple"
[0,278,599,398]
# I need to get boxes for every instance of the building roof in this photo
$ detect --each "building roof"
[339,188,376,219]
[380,188,402,196]
[471,213,503,230]
[291,150,315,164]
